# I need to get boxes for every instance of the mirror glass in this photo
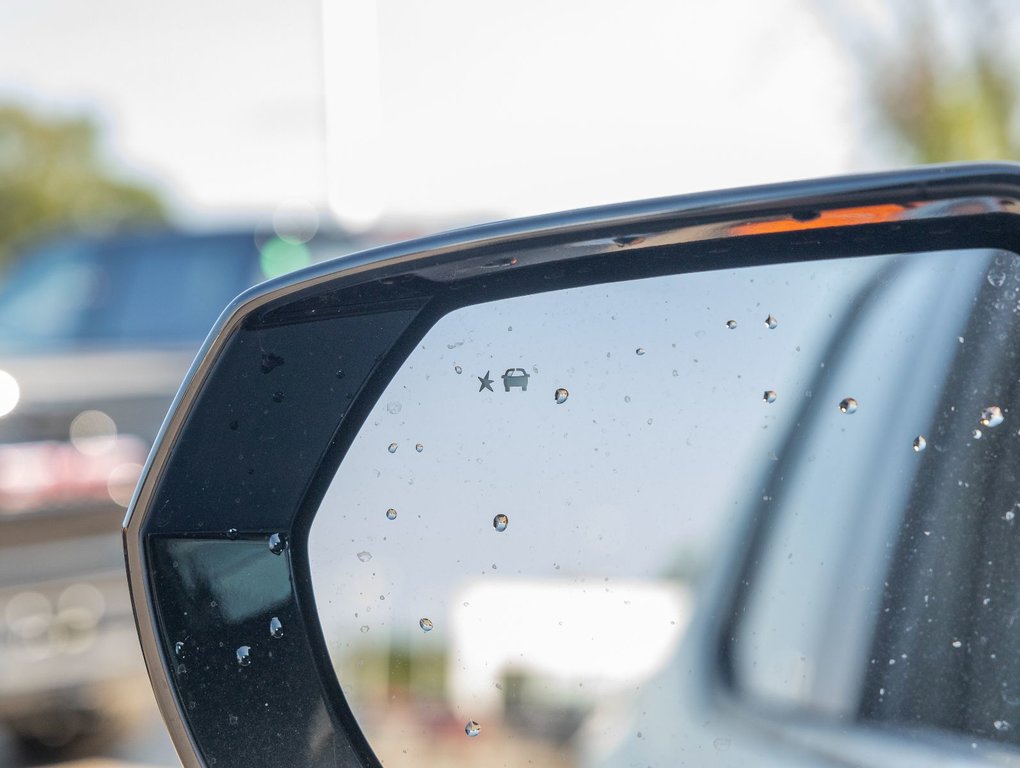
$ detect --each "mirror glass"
[310,246,1020,766]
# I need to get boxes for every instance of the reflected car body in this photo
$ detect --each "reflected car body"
[0,228,361,747]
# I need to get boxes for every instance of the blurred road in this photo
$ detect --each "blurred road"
[0,702,179,768]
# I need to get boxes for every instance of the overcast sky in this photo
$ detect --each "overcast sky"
[0,1,880,229]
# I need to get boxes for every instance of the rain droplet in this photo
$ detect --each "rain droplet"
[995,719,1011,732]
[336,369,345,379]
[554,388,569,404]
[765,314,778,329]
[419,617,434,632]
[388,443,398,454]
[268,533,288,555]
[465,721,481,737]
[386,401,402,415]
[635,347,646,356]
[952,639,963,648]
[174,641,185,658]
[271,391,285,403]
[269,617,283,639]
[839,397,858,414]
[360,625,370,633]
[1006,510,1016,521]
[981,405,1004,428]
[415,443,424,453]
[973,429,983,440]
[454,365,463,374]
[713,737,731,751]
[763,390,777,404]
[260,353,285,373]
[493,514,509,532]
[386,508,397,521]
[989,271,1007,287]
[227,528,238,539]
[236,646,251,666]
[357,550,373,562]
[913,436,927,453]
[726,320,737,330]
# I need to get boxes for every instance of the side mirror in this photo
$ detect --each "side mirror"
[125,164,1020,767]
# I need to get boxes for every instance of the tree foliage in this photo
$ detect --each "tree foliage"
[0,105,167,268]
[819,0,1020,163]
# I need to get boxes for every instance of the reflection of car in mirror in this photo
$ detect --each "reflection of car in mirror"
[123,165,1020,768]
[501,367,530,391]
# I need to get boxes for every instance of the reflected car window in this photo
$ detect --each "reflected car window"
[310,247,1016,766]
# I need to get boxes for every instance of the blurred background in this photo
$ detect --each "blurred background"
[0,1,1016,766]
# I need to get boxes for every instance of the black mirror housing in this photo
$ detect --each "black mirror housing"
[124,164,1020,767]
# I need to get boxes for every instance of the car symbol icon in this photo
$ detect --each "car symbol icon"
[501,368,530,392]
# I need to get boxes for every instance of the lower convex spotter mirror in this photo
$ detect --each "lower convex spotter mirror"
[125,164,1020,767]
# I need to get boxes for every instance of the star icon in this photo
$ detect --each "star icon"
[478,371,494,392]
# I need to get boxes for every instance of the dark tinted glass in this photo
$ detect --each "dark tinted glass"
[0,235,254,350]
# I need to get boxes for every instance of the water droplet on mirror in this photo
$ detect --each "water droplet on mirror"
[415,443,424,453]
[260,353,285,373]
[268,533,288,555]
[981,405,1004,428]
[269,617,283,639]
[465,721,481,737]
[913,436,927,453]
[271,391,284,403]
[336,369,345,379]
[386,401,402,415]
[554,388,569,404]
[995,720,1011,731]
[973,429,983,440]
[360,625,370,633]
[236,646,251,666]
[763,390,777,404]
[635,347,645,356]
[455,365,463,374]
[765,314,778,329]
[1006,510,1016,521]
[386,508,397,521]
[388,443,398,454]
[952,639,963,648]
[357,550,373,562]
[493,514,509,532]
[419,617,433,632]
[227,528,238,539]
[713,737,731,751]
[726,320,737,330]
[175,641,185,658]
[839,397,858,414]
[989,271,1007,287]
